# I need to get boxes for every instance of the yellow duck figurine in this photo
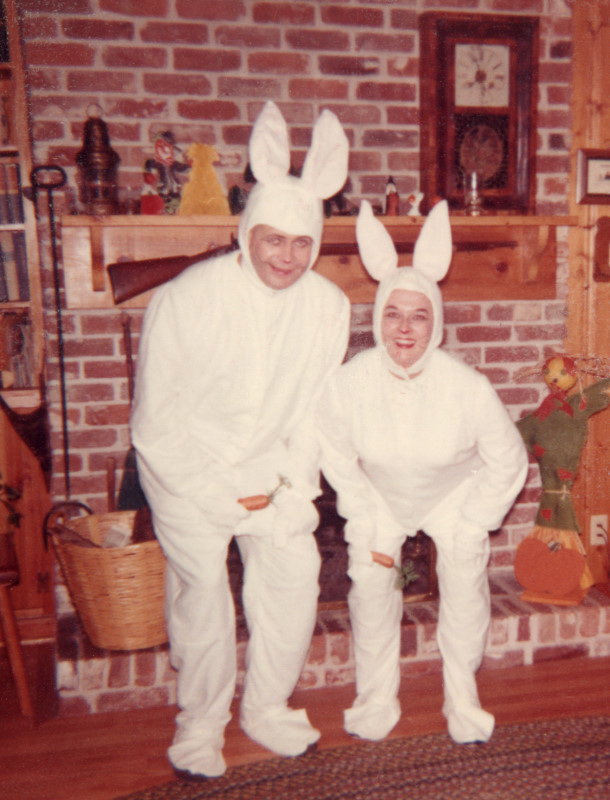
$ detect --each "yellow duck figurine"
[177,143,231,216]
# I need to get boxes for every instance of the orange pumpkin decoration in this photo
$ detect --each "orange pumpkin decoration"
[514,537,585,597]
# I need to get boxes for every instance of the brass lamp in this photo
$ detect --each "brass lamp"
[76,104,120,215]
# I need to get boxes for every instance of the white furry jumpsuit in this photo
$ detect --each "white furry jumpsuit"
[131,102,350,777]
[317,201,528,744]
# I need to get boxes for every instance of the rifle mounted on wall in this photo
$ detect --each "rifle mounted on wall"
[107,237,239,305]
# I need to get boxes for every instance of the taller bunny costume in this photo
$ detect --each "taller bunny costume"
[317,200,528,744]
[131,102,350,778]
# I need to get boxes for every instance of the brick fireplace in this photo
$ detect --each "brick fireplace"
[51,288,610,716]
[13,0,610,716]
[52,212,610,715]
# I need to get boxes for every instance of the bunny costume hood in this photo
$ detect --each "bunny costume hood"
[239,101,349,286]
[356,199,452,378]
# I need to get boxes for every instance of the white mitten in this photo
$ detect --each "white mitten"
[197,476,249,530]
[271,489,319,548]
[453,517,489,564]
[347,543,376,568]
[344,518,376,555]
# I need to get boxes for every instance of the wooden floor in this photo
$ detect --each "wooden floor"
[1,652,609,800]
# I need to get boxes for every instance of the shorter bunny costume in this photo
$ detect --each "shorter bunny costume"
[317,200,527,744]
[132,102,350,777]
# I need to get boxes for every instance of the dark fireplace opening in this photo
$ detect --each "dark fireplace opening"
[228,478,438,609]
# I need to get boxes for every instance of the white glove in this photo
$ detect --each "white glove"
[196,476,249,530]
[453,517,489,564]
[348,544,378,568]
[271,489,319,548]
[343,518,376,554]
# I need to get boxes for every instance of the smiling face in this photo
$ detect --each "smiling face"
[381,289,434,371]
[543,356,578,394]
[248,224,313,290]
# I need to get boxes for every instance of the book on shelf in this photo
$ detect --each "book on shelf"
[12,229,28,298]
[0,228,16,298]
[0,92,10,146]
[0,160,9,222]
[0,250,7,301]
[0,11,8,64]
[0,229,28,301]
[0,310,33,389]
[5,162,22,222]
[0,162,22,223]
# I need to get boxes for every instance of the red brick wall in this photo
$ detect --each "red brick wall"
[15,1,574,612]
[21,0,573,214]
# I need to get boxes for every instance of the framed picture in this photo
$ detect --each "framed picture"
[419,13,539,214]
[577,149,610,204]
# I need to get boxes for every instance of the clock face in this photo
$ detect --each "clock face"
[454,43,510,108]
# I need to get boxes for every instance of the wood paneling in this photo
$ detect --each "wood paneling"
[60,214,575,308]
[567,0,610,583]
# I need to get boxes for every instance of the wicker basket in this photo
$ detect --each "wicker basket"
[49,508,168,651]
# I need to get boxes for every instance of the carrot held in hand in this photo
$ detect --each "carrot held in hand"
[238,474,292,512]
[371,551,395,568]
[238,495,270,511]
[370,551,420,589]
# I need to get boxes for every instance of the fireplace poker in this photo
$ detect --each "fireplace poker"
[115,311,147,511]
[30,165,71,499]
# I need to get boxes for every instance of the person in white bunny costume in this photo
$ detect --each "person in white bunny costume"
[131,101,350,778]
[317,200,528,745]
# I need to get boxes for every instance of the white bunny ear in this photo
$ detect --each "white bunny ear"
[412,199,452,282]
[249,101,291,185]
[356,200,399,281]
[300,109,349,199]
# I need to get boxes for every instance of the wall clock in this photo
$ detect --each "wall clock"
[419,13,538,214]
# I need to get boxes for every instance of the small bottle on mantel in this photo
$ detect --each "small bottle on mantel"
[385,176,399,216]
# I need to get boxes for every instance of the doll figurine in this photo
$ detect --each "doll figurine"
[514,355,610,604]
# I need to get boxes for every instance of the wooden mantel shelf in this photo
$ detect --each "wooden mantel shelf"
[60,213,577,308]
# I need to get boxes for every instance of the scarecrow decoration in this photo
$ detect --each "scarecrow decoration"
[514,355,610,606]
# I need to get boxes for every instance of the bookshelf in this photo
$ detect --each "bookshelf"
[0,0,54,648]
[0,0,43,405]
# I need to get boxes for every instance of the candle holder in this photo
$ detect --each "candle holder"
[464,170,483,216]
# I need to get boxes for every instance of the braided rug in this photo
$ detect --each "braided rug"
[115,715,610,800]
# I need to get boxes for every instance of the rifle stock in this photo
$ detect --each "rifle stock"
[107,238,239,305]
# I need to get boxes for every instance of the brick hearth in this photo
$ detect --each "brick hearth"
[55,574,610,717]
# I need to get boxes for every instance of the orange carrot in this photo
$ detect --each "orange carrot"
[238,495,270,511]
[238,475,292,511]
[371,551,395,568]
